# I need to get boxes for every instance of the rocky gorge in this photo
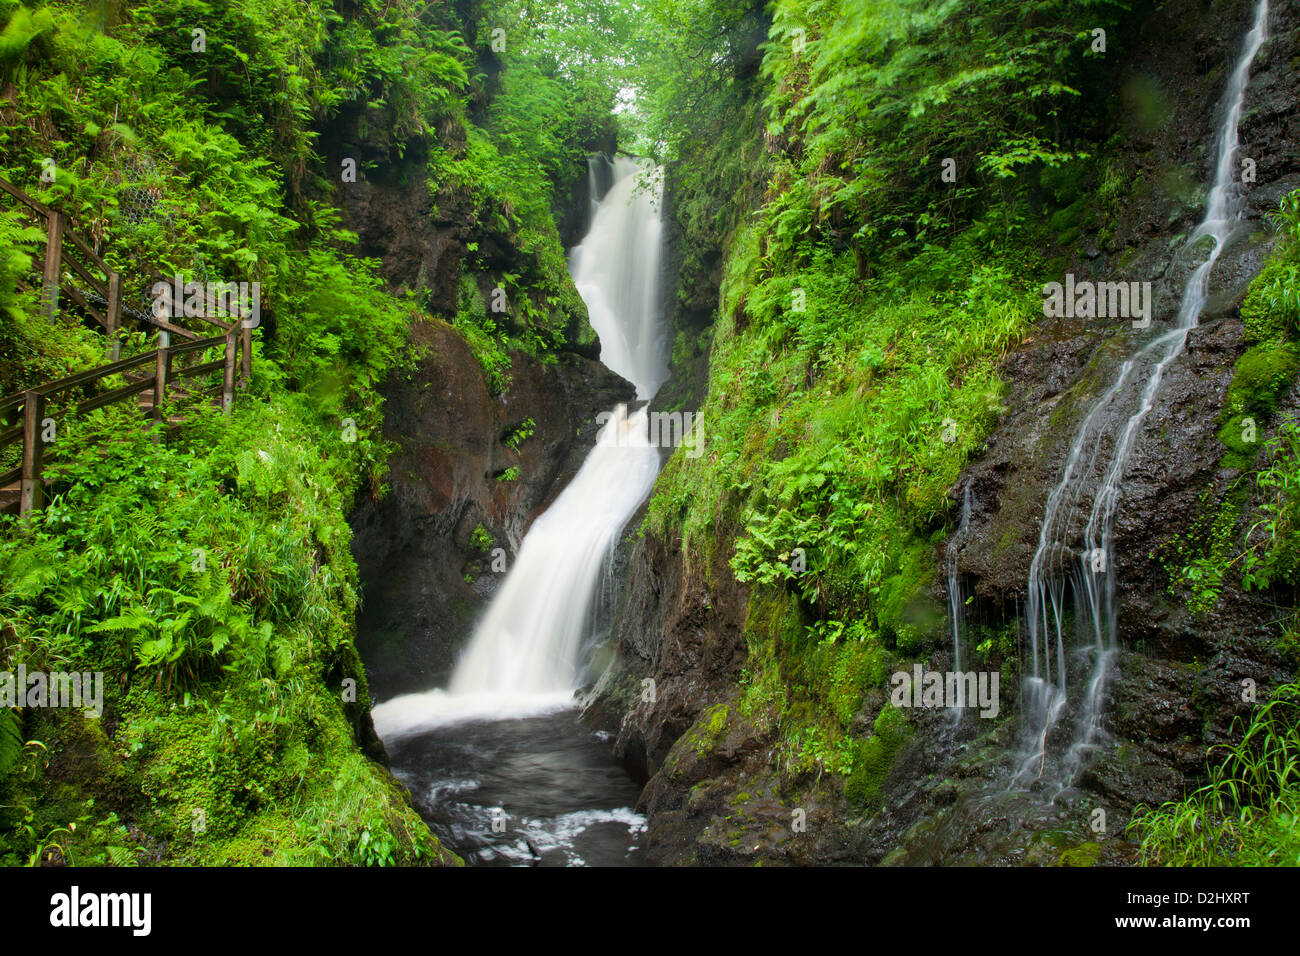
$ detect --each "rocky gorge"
[330,0,1300,868]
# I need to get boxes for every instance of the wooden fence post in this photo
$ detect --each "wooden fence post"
[240,322,251,382]
[223,332,237,413]
[41,211,63,321]
[154,330,170,418]
[20,390,46,517]
[106,271,122,361]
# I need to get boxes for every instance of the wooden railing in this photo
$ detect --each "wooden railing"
[0,177,126,356]
[0,176,257,519]
[0,330,249,517]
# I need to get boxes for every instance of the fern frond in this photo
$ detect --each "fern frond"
[0,709,23,776]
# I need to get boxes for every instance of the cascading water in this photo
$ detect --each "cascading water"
[372,156,669,864]
[1016,0,1270,788]
[587,155,603,220]
[571,156,669,401]
[445,406,661,700]
[946,485,973,718]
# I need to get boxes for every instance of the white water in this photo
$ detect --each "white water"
[586,154,608,220]
[1016,0,1270,786]
[570,156,669,400]
[374,157,667,737]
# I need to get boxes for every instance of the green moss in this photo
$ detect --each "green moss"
[690,704,731,758]
[1230,342,1298,417]
[1056,842,1103,867]
[1240,249,1300,343]
[1215,342,1299,469]
[844,706,911,809]
[874,540,941,644]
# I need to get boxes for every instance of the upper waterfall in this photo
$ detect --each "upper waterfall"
[569,156,669,399]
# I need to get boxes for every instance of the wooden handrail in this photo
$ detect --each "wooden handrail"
[0,332,251,519]
[41,211,63,321]
[0,176,260,521]
[144,269,250,334]
[63,227,112,276]
[61,283,108,329]
[0,177,51,217]
[63,250,110,299]
[1,176,121,345]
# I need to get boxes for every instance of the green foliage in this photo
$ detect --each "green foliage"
[1130,682,1300,866]
[1158,484,1248,616]
[0,709,21,776]
[269,246,416,411]
[0,0,507,865]
[0,392,447,864]
[1160,422,1300,619]
[0,3,53,72]
[469,523,494,552]
[1240,422,1300,594]
[504,417,535,450]
[680,241,1033,640]
[628,0,768,156]
[1241,191,1300,342]
[845,705,911,809]
[756,0,1131,256]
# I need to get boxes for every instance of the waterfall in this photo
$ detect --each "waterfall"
[374,157,667,736]
[1016,0,1270,787]
[586,154,610,222]
[947,485,973,718]
[570,156,669,400]
[587,156,601,219]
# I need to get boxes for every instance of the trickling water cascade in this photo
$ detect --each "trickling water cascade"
[372,156,668,864]
[1016,0,1271,788]
[946,485,973,718]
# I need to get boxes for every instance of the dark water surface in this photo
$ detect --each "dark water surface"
[384,708,647,867]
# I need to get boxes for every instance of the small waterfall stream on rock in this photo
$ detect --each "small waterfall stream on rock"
[373,157,668,865]
[899,1,1274,864]
[946,485,973,721]
[1015,0,1270,791]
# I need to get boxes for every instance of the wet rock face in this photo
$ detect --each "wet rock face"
[319,103,471,307]
[960,0,1299,590]
[873,0,1300,863]
[338,163,467,307]
[556,153,616,250]
[958,0,1298,694]
[584,531,749,785]
[350,319,634,700]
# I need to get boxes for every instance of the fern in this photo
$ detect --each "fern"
[0,708,22,777]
